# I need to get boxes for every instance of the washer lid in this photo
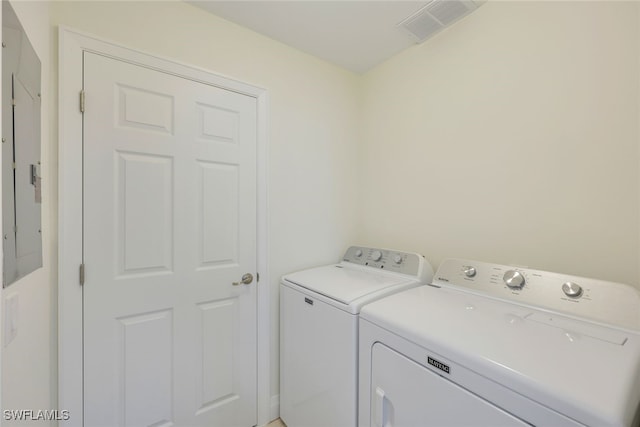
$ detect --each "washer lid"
[283,265,410,305]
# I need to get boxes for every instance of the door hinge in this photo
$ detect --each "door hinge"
[257,272,260,283]
[79,90,85,113]
[11,98,15,107]
[79,263,85,286]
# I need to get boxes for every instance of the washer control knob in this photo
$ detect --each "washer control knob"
[562,282,583,298]
[463,266,477,277]
[503,270,525,289]
[355,249,363,258]
[371,250,383,262]
[393,254,403,264]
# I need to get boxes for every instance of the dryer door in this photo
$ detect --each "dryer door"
[370,343,528,427]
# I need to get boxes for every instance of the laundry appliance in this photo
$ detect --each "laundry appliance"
[280,246,433,427]
[359,258,640,427]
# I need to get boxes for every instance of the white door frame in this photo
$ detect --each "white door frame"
[57,27,270,427]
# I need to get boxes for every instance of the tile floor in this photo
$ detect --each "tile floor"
[267,418,286,427]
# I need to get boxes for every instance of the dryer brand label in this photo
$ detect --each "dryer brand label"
[428,356,450,374]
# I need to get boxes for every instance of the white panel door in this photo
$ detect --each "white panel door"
[82,52,257,427]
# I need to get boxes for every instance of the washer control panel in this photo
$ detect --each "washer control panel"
[343,246,424,278]
[433,258,640,331]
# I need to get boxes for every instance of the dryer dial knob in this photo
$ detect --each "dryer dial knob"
[562,282,583,298]
[463,267,477,277]
[393,254,403,264]
[371,250,383,262]
[503,270,525,289]
[355,249,363,257]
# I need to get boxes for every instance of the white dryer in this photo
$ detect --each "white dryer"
[280,246,433,427]
[359,259,640,427]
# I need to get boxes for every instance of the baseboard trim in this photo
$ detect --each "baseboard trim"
[270,393,280,422]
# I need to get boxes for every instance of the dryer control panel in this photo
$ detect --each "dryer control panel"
[433,258,640,332]
[343,246,429,280]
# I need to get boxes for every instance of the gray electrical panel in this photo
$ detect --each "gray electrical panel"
[2,1,42,287]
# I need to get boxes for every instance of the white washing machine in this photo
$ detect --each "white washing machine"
[359,258,640,427]
[280,246,433,427]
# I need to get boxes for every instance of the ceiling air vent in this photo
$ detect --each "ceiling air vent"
[398,0,483,43]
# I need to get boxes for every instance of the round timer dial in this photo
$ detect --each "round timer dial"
[503,270,525,289]
[371,250,383,262]
[562,282,583,298]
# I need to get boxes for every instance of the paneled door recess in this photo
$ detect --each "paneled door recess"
[82,52,258,427]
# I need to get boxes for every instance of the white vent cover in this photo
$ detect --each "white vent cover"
[398,0,483,43]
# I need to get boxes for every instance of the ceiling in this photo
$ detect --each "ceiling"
[188,1,431,73]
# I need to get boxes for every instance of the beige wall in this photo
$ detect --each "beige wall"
[3,0,640,423]
[1,1,54,425]
[359,1,640,287]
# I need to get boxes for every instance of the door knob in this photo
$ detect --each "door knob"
[233,273,253,286]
